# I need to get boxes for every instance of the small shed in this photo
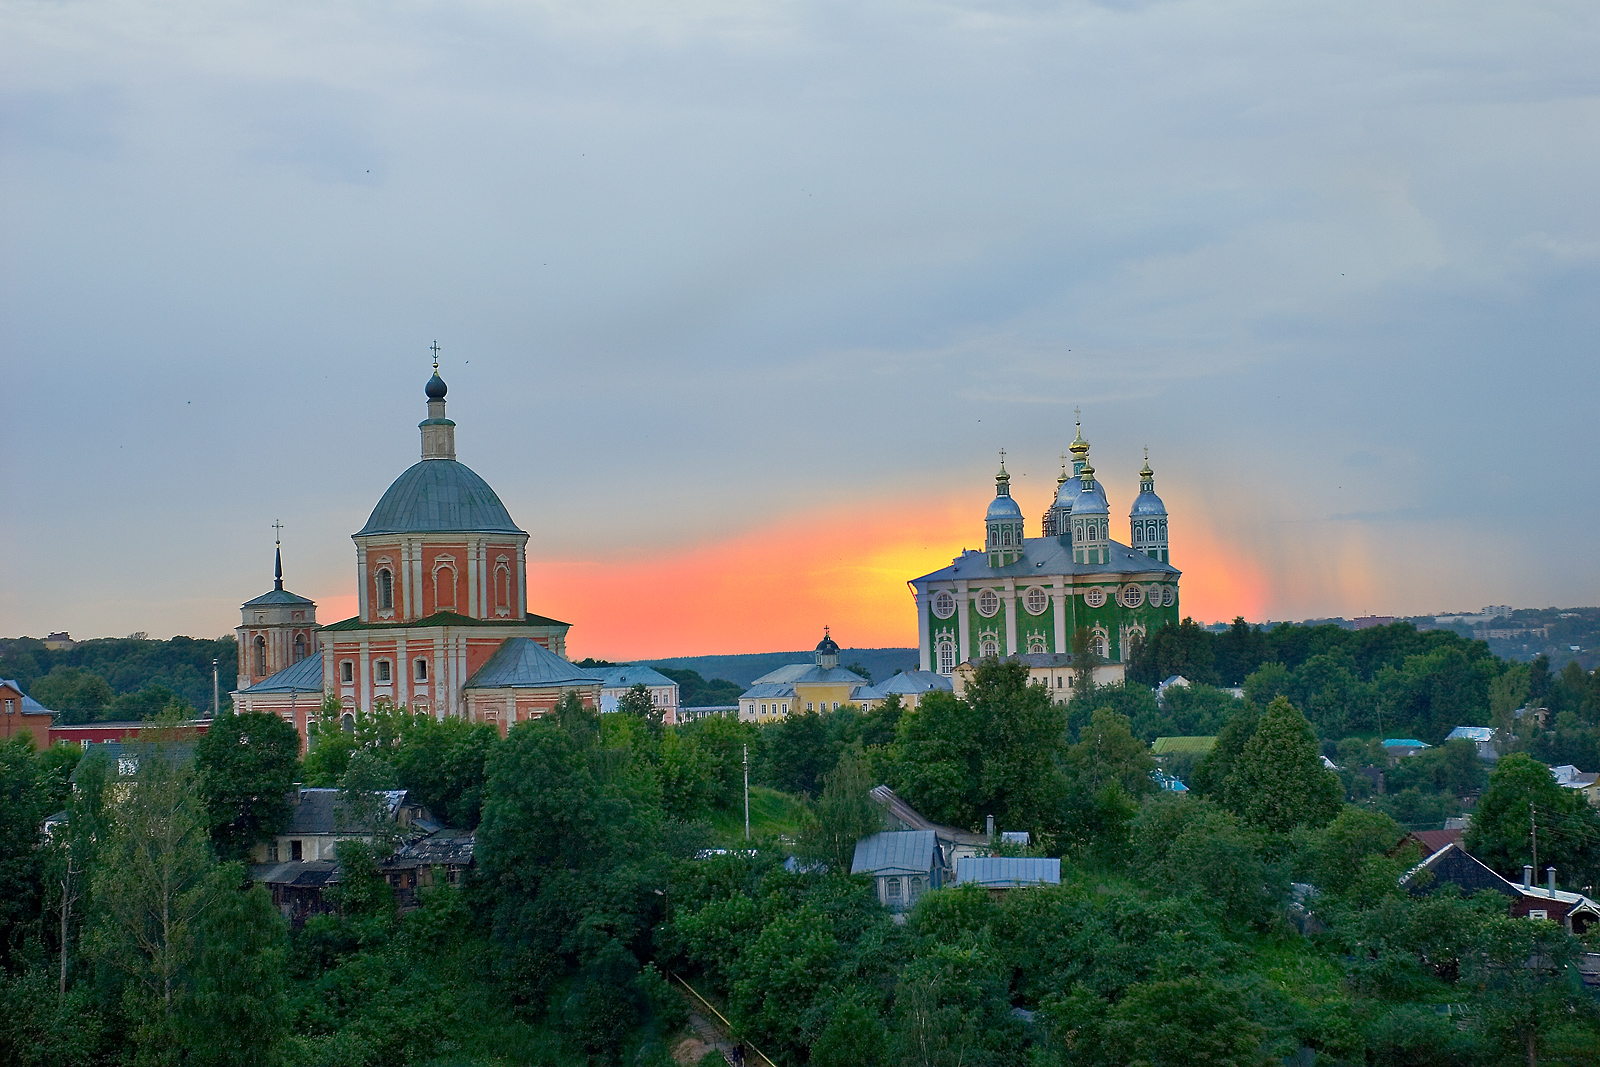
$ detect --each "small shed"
[852,830,941,910]
[954,857,1061,894]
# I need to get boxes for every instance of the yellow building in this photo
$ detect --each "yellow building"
[738,630,867,722]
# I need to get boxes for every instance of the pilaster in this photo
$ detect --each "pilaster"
[955,580,971,665]
[1002,580,1018,656]
[916,587,932,671]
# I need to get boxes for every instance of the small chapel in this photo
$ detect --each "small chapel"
[908,418,1182,681]
[233,362,600,751]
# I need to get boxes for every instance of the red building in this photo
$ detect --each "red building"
[49,721,212,747]
[234,363,599,751]
[0,680,56,750]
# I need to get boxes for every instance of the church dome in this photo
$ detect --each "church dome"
[1073,470,1109,516]
[815,631,840,656]
[986,494,1024,521]
[357,459,525,536]
[425,371,448,400]
[1131,490,1167,517]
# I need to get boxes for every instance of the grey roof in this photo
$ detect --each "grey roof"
[389,828,475,868]
[286,788,409,835]
[851,830,939,877]
[741,682,796,699]
[357,459,524,536]
[242,587,315,607]
[1068,480,1109,515]
[598,665,678,690]
[954,857,1061,888]
[70,741,195,783]
[856,671,953,700]
[251,859,340,887]
[464,638,601,690]
[910,535,1179,585]
[986,494,1024,521]
[1446,726,1496,742]
[241,650,324,694]
[869,785,988,846]
[750,662,867,686]
[0,679,53,715]
[1130,489,1167,517]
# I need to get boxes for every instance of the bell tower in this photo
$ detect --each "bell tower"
[235,525,319,689]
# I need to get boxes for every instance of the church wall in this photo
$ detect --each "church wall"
[358,537,527,622]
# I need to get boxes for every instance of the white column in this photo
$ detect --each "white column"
[356,544,370,621]
[1052,578,1069,654]
[516,541,528,619]
[359,637,371,713]
[397,633,409,707]
[955,580,971,666]
[412,543,425,619]
[915,586,932,672]
[1002,580,1017,656]
[400,541,412,621]
[467,538,479,618]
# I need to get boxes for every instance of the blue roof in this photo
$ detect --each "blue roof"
[986,495,1024,521]
[598,665,678,690]
[1383,738,1430,749]
[242,587,314,607]
[1447,726,1496,741]
[851,831,937,876]
[1130,489,1167,516]
[954,857,1061,888]
[241,650,324,694]
[464,638,601,690]
[749,663,867,686]
[910,535,1179,585]
[856,671,953,700]
[358,459,524,536]
[0,680,53,715]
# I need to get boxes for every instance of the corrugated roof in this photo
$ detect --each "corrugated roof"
[1151,736,1217,755]
[241,650,325,694]
[357,459,525,536]
[851,830,938,876]
[741,683,796,699]
[464,638,602,690]
[1446,726,1496,742]
[856,671,953,700]
[954,857,1061,887]
[286,787,409,835]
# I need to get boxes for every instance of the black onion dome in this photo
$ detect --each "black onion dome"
[815,632,841,656]
[426,372,448,400]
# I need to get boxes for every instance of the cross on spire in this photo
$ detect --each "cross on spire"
[272,519,284,545]
[430,340,441,371]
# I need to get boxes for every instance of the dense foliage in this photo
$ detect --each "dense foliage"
[2,620,1600,1065]
[0,635,238,722]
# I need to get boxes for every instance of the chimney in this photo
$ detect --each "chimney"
[1547,867,1557,893]
[1523,864,1533,889]
[986,815,995,842]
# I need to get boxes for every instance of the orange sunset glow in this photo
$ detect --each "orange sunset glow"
[506,488,1276,662]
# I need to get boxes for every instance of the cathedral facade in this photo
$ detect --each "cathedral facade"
[233,365,599,751]
[908,422,1181,678]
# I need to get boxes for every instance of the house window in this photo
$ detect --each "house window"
[1133,527,1143,544]
[761,704,768,715]
[267,842,279,862]
[254,636,266,675]
[415,659,428,681]
[377,568,394,611]
[341,660,354,683]
[375,660,391,683]
[832,702,840,711]
[291,840,303,861]
[781,703,788,714]
[1528,909,1548,920]
[937,641,956,675]
[885,877,902,900]
[807,703,814,712]
[293,633,307,662]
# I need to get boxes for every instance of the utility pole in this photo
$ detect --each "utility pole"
[1530,801,1538,874]
[212,658,219,717]
[743,744,750,841]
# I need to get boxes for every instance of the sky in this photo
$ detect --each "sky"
[2,0,1597,661]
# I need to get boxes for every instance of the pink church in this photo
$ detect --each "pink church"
[233,364,599,751]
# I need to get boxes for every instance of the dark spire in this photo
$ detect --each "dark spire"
[272,520,284,591]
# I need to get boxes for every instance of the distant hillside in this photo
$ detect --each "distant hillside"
[644,647,921,689]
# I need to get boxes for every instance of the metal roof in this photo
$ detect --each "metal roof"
[868,786,988,846]
[598,665,679,690]
[856,671,953,700]
[750,663,868,686]
[357,459,525,536]
[741,682,797,699]
[286,787,409,835]
[1446,726,1496,742]
[464,638,602,690]
[241,650,324,694]
[851,830,938,876]
[320,609,570,632]
[910,535,1180,586]
[954,857,1061,888]
[242,587,315,607]
[1151,736,1217,755]
[0,679,53,715]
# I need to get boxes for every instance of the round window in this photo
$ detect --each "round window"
[1024,587,1048,615]
[932,590,956,619]
[1121,585,1145,608]
[1162,587,1176,607]
[977,589,1000,617]
[1084,587,1107,608]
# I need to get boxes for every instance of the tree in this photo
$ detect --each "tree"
[0,739,45,974]
[1490,663,1531,742]
[337,749,401,854]
[1221,696,1341,833]
[617,682,663,733]
[176,866,288,1067]
[1064,707,1156,798]
[1096,977,1266,1067]
[29,666,114,723]
[195,711,301,861]
[1463,753,1600,886]
[1189,703,1259,797]
[799,746,883,870]
[1213,617,1270,687]
[391,715,499,827]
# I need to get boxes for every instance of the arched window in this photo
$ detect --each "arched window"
[433,564,457,610]
[1027,634,1047,654]
[937,640,956,675]
[377,569,394,611]
[885,877,903,901]
[1001,527,1012,547]
[340,713,355,734]
[1092,632,1108,659]
[254,635,266,675]
[293,634,306,662]
[495,562,511,615]
[1133,527,1143,544]
[980,638,999,659]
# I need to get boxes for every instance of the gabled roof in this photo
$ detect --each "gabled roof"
[598,665,678,690]
[910,535,1180,586]
[0,680,54,715]
[1400,842,1519,899]
[240,650,324,694]
[320,610,569,632]
[464,638,601,690]
[1446,726,1496,742]
[954,857,1061,888]
[251,859,340,887]
[750,663,866,686]
[741,682,797,699]
[869,785,988,846]
[285,787,409,835]
[851,831,938,877]
[242,587,315,607]
[1151,736,1217,755]
[856,671,953,700]
[1407,829,1463,855]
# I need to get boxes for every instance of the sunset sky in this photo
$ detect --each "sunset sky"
[3,0,1597,660]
